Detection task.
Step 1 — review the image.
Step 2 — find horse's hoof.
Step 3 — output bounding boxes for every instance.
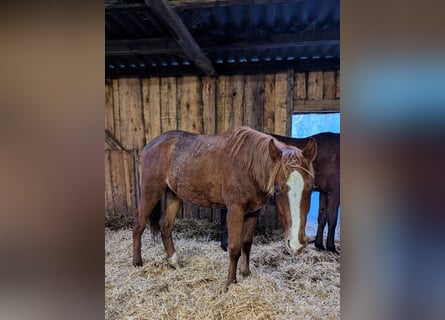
[240,270,251,278]
[220,243,227,252]
[315,243,325,251]
[133,259,143,267]
[167,252,180,268]
[327,247,339,255]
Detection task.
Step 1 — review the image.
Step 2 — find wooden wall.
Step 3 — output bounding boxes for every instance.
[105,70,340,228]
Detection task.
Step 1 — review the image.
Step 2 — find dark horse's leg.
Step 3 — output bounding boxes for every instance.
[225,205,245,288]
[315,191,328,251]
[132,187,164,266]
[239,210,260,277]
[220,208,228,251]
[160,189,182,268]
[325,190,340,254]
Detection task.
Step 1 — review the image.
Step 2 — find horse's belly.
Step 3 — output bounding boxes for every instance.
[175,188,225,209]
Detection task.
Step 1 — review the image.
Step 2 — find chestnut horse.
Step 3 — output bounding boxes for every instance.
[221,132,340,253]
[132,126,317,287]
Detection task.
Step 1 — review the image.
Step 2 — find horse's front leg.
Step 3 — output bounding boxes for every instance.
[240,209,260,277]
[225,205,245,288]
[160,190,182,268]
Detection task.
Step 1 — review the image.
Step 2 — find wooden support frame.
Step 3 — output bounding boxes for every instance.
[145,0,216,76]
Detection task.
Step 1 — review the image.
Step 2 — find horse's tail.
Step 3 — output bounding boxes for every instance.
[149,200,162,239]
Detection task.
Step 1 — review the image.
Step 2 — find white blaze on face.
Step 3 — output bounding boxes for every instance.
[286,170,305,253]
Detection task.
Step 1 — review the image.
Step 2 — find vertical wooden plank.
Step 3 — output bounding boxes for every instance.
[109,151,128,217]
[179,76,203,133]
[105,79,115,135]
[118,79,130,150]
[160,77,178,132]
[335,70,341,99]
[105,151,114,217]
[202,76,216,135]
[274,72,289,136]
[286,69,294,136]
[307,71,324,101]
[200,76,216,219]
[323,71,336,99]
[294,72,307,100]
[216,75,227,134]
[263,74,275,133]
[178,76,203,219]
[122,151,136,218]
[222,75,233,131]
[142,77,162,144]
[232,75,245,128]
[118,78,145,150]
[244,74,265,131]
[112,79,121,144]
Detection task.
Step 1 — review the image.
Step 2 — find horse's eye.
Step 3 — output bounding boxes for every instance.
[274,186,281,195]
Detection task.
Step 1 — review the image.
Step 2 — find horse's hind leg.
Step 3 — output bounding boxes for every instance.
[132,188,163,267]
[326,191,340,254]
[160,189,182,268]
[240,209,260,277]
[315,192,328,251]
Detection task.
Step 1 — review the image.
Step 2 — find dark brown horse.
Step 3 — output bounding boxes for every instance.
[272,132,340,253]
[221,132,340,253]
[132,126,317,287]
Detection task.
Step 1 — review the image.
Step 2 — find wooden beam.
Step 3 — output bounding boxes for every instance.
[170,0,301,9]
[105,129,126,151]
[106,38,184,56]
[105,58,340,78]
[145,0,216,76]
[293,99,340,112]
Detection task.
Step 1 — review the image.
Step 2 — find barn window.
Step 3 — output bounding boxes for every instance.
[291,112,340,239]
[291,112,340,137]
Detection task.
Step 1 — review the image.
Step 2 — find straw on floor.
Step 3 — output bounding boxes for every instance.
[105,219,340,320]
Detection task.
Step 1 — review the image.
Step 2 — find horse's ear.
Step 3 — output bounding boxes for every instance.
[302,137,317,162]
[269,139,282,162]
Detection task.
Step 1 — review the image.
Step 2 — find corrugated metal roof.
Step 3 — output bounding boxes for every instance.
[105,0,339,77]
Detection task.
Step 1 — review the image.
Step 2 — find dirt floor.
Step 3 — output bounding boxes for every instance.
[105,219,340,320]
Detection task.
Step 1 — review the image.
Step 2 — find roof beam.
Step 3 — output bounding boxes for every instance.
[170,0,299,9]
[106,38,184,56]
[145,0,215,76]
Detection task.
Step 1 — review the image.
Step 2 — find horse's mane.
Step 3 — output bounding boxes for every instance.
[226,127,302,195]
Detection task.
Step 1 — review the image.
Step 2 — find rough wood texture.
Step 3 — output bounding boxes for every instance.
[294,100,340,112]
[216,76,231,134]
[323,71,336,99]
[202,76,216,135]
[142,77,162,143]
[294,72,307,100]
[118,78,145,150]
[264,74,275,134]
[112,80,121,144]
[160,77,178,132]
[232,75,245,128]
[307,71,324,101]
[244,74,265,131]
[335,70,341,99]
[274,72,289,135]
[105,79,115,136]
[179,76,203,133]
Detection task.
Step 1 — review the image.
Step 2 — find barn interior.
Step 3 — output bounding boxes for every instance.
[105,1,340,318]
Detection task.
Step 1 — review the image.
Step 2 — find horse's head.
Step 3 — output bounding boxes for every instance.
[269,137,317,255]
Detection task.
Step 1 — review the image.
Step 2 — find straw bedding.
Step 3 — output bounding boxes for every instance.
[105,219,340,320]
